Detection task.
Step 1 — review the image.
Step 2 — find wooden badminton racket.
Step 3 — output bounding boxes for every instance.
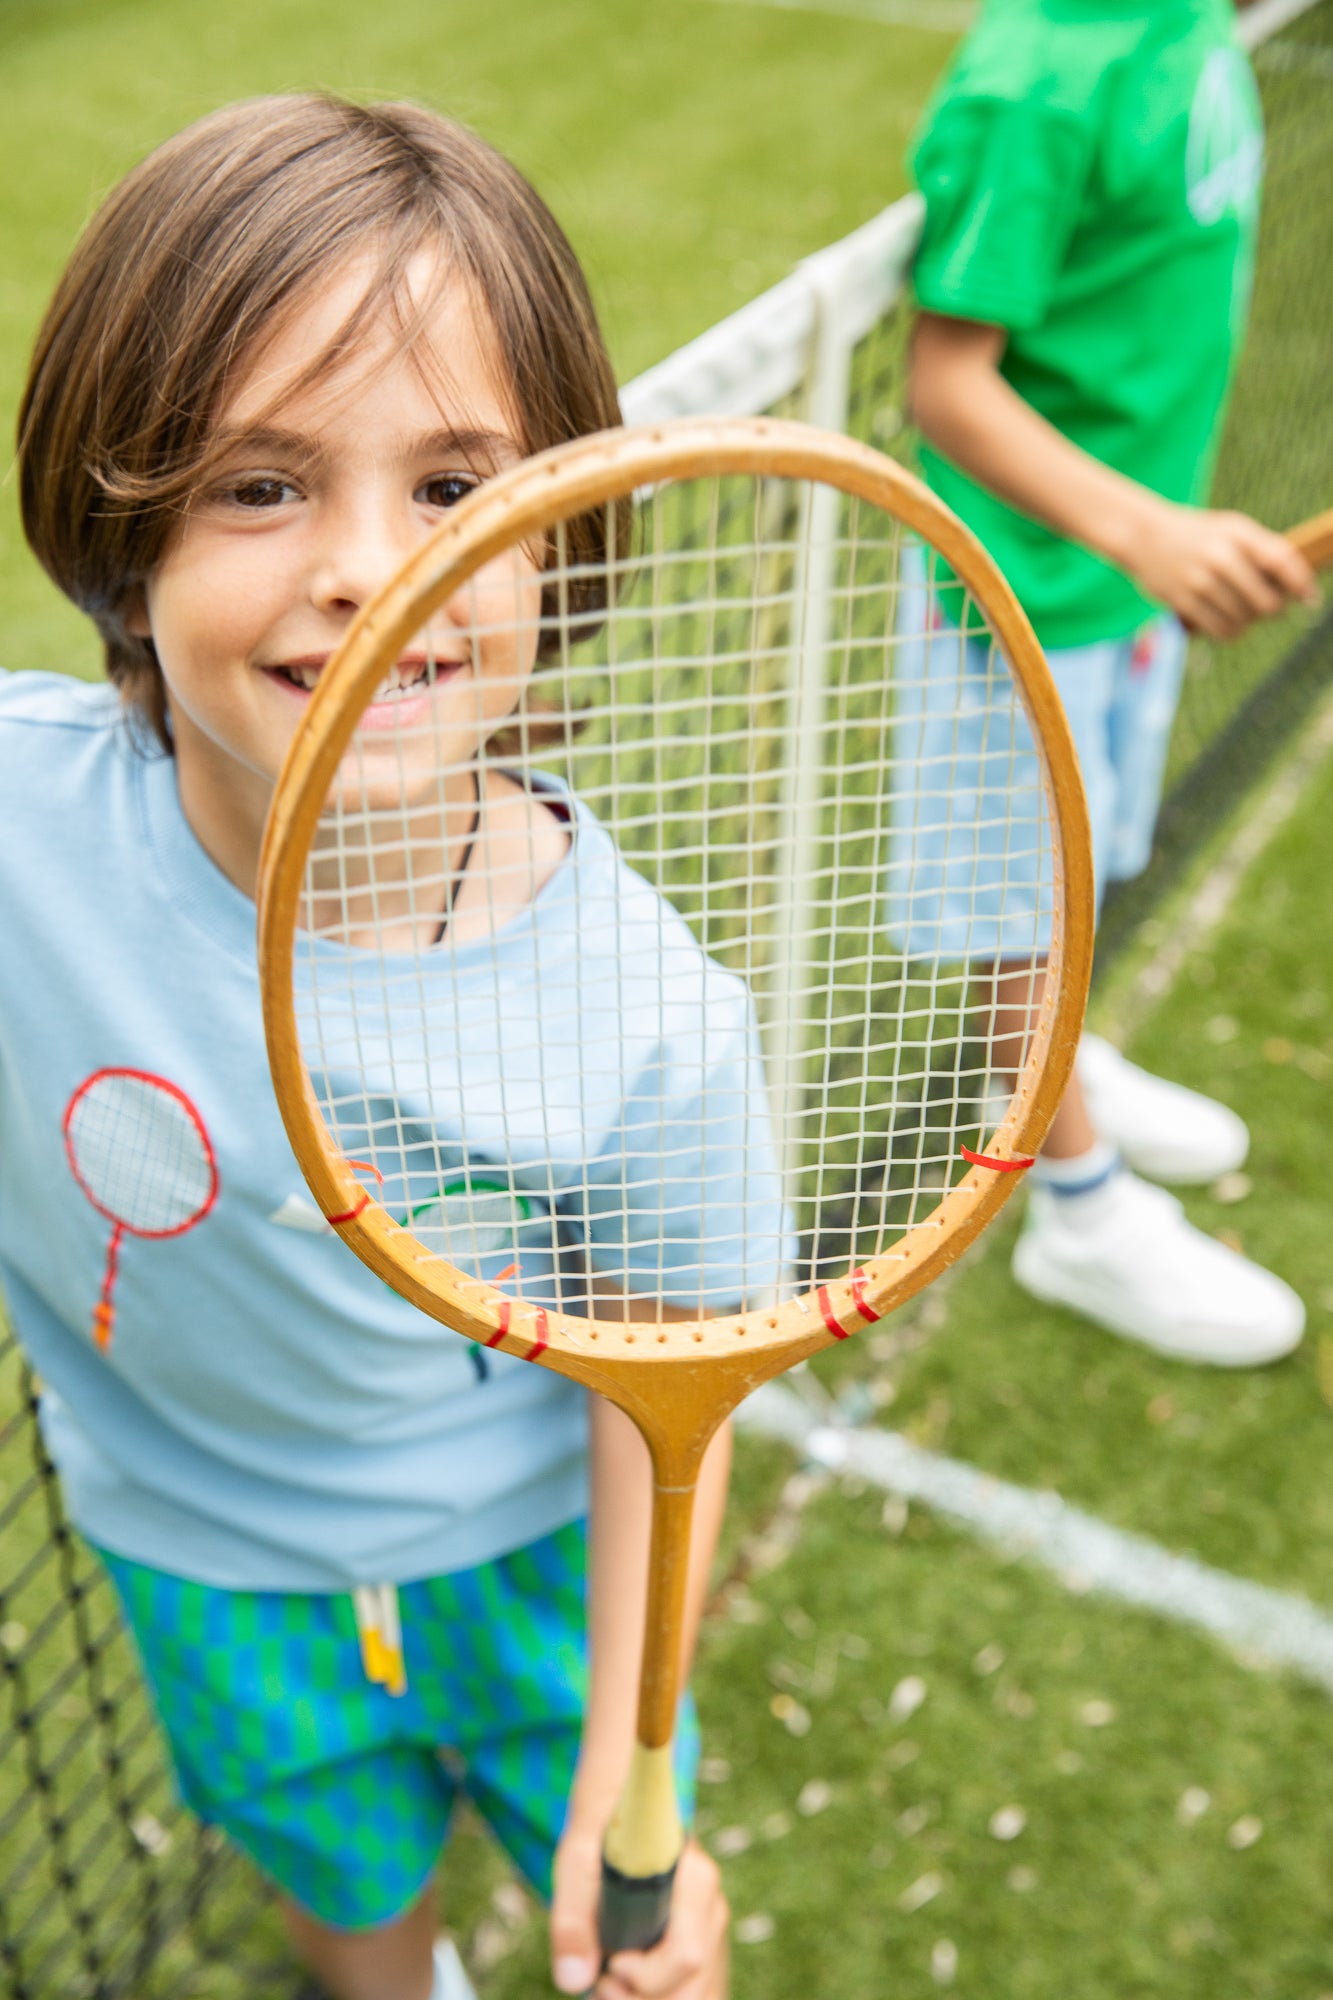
[257,416,1095,1968]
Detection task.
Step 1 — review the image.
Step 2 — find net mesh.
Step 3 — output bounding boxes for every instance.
[299,471,1057,1327]
[1,6,1327,1989]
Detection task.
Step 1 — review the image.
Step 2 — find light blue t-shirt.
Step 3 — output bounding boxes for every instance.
[0,673,786,1591]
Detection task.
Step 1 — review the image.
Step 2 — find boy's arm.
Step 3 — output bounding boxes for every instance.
[910,311,1318,639]
[551,1289,732,1998]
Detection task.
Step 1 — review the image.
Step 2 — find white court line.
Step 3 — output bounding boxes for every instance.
[711,0,975,32]
[740,1380,1333,1693]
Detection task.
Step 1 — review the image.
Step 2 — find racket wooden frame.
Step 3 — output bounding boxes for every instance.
[1290,507,1333,572]
[257,415,1095,1898]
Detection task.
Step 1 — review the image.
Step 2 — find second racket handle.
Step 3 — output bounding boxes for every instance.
[598,1854,678,1958]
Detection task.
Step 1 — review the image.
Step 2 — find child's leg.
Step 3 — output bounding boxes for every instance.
[279,1884,437,2000]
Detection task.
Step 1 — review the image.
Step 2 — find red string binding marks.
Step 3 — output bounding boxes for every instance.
[961,1145,1036,1173]
[815,1268,887,1341]
[327,1159,385,1226]
[491,1298,549,1361]
[62,1068,219,1352]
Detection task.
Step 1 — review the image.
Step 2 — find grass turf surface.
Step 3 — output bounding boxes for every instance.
[2,0,1332,1993]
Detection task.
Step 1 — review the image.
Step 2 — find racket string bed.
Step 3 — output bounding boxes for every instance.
[296,478,1063,1299]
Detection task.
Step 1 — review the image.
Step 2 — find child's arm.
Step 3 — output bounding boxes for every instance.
[910,311,1319,640]
[551,1294,732,1999]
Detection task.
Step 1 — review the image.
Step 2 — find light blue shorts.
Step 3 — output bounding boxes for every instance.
[884,561,1186,960]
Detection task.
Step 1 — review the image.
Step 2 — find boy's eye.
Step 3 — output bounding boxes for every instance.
[224,474,298,510]
[419,474,479,510]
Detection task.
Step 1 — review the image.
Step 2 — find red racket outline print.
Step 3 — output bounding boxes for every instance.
[62,1067,219,1352]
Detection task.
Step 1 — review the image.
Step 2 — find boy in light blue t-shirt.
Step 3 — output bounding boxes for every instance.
[7,95,761,2000]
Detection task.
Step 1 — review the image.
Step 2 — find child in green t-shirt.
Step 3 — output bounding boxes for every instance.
[905,0,1318,1366]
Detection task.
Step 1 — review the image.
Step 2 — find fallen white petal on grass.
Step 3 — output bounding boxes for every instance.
[889,1674,928,1721]
[714,1826,753,1857]
[988,1805,1027,1842]
[1177,1787,1211,1826]
[735,1913,775,1945]
[898,1872,945,1914]
[0,1622,27,1653]
[897,1803,933,1837]
[770,1693,812,1737]
[972,1642,1005,1676]
[1079,1699,1116,1728]
[698,1757,732,1784]
[1007,1865,1038,1893]
[491,1882,528,1926]
[470,1920,514,1973]
[931,1938,959,1984]
[1228,1816,1263,1850]
[1211,1170,1252,1205]
[796,1779,833,1816]
[131,1813,172,1857]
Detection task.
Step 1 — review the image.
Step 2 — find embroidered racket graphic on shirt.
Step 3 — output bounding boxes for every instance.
[62,1067,219,1351]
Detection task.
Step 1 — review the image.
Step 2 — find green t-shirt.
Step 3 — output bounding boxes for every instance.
[911,0,1263,647]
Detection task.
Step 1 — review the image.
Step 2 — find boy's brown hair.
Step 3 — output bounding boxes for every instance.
[17,94,622,752]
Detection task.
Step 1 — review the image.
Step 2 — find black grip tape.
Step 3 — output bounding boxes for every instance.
[598,1853,678,1959]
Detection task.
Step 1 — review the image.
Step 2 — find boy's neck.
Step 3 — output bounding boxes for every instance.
[167,702,271,900]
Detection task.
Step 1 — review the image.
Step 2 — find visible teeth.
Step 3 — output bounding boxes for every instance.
[275,664,322,690]
[370,662,430,702]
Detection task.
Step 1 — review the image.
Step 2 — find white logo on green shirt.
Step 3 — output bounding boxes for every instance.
[1186,48,1263,227]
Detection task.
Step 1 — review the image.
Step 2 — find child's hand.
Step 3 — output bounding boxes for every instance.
[551,1828,729,1998]
[1123,499,1319,640]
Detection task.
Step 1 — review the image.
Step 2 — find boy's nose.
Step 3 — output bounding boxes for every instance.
[309,506,414,614]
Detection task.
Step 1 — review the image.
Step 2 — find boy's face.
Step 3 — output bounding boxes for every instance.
[131,255,542,865]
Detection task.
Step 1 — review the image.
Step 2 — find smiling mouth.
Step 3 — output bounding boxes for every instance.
[267,655,461,702]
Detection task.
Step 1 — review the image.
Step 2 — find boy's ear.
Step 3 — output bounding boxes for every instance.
[121,585,151,639]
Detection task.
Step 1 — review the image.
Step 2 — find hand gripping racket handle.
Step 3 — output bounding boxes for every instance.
[598,1855,678,1958]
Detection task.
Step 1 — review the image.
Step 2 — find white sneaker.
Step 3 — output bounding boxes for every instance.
[1077,1033,1248,1185]
[1012,1171,1304,1366]
[433,1937,479,2000]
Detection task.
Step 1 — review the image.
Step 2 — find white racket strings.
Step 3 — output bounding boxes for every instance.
[294,473,1056,1320]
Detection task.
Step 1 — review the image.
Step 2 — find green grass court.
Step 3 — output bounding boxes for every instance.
[1,1,1331,1994]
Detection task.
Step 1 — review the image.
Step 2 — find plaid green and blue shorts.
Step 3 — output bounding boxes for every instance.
[97,1523,699,1930]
